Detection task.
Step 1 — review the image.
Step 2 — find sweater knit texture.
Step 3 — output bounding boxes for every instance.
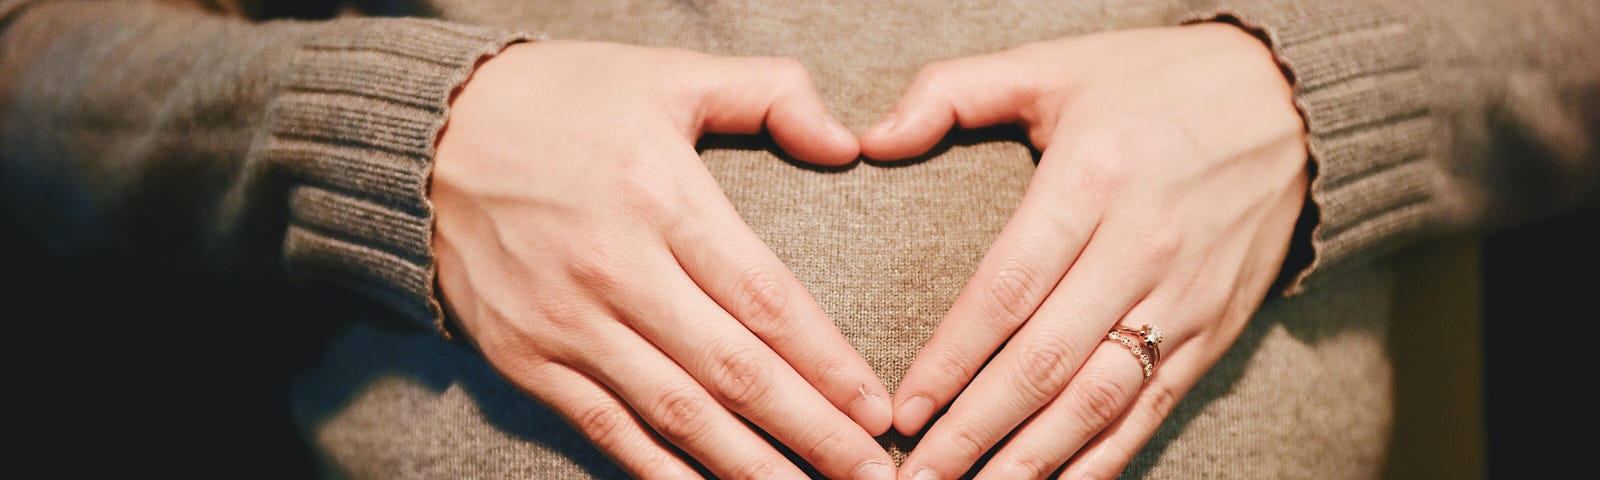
[2,0,1596,478]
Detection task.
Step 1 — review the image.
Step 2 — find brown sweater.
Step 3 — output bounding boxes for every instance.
[2,0,1596,478]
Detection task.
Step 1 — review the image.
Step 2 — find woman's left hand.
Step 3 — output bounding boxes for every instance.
[859,23,1311,479]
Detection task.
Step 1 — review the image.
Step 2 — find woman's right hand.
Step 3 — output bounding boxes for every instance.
[431,41,895,480]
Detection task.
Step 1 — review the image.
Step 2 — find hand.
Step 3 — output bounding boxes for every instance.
[860,24,1310,479]
[432,41,896,480]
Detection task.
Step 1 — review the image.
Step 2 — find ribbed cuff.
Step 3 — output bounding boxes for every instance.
[1185,1,1442,296]
[265,18,530,336]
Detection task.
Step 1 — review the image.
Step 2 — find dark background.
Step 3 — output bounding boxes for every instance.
[5,220,333,477]
[5,199,1595,478]
[1479,199,1597,479]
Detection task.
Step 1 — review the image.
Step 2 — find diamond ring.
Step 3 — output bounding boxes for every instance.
[1105,324,1163,382]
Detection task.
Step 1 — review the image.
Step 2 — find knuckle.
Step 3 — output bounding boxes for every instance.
[732,266,792,334]
[1083,156,1133,195]
[532,300,604,342]
[732,458,783,480]
[946,421,992,461]
[709,346,775,410]
[1073,134,1142,194]
[636,449,677,476]
[1004,445,1055,480]
[575,403,632,451]
[812,358,847,386]
[651,386,712,442]
[1014,338,1077,403]
[1138,225,1181,264]
[802,428,846,469]
[565,254,619,292]
[611,160,684,224]
[1065,370,1132,430]
[803,357,851,398]
[932,346,976,384]
[983,259,1048,329]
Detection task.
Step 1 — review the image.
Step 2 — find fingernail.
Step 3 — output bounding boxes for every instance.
[855,461,894,480]
[912,468,940,480]
[896,395,935,432]
[847,386,892,429]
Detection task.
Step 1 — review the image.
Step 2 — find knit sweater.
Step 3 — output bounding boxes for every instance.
[2,0,1596,478]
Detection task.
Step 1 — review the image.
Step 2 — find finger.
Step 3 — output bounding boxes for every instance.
[891,150,1103,436]
[972,343,1144,480]
[666,185,893,435]
[1059,347,1201,480]
[574,322,814,480]
[896,229,1153,479]
[1045,197,1277,479]
[859,54,1040,161]
[690,56,859,166]
[1056,281,1222,479]
[605,253,896,480]
[527,364,703,479]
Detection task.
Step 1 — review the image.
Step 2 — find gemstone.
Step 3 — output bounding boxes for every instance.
[1144,325,1164,346]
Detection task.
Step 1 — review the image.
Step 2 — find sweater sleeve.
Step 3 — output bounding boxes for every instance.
[1182,0,1600,295]
[0,1,531,334]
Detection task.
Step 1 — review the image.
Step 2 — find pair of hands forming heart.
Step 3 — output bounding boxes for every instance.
[431,21,1309,480]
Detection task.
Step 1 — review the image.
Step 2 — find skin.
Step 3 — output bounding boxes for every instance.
[430,41,896,480]
[431,22,1306,480]
[859,23,1311,479]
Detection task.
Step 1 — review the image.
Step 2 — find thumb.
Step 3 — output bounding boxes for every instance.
[690,57,859,166]
[859,56,1043,161]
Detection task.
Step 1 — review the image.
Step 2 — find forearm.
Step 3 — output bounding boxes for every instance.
[0,1,528,330]
[1190,0,1600,294]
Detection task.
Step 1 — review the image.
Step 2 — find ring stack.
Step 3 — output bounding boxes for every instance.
[1106,324,1163,382]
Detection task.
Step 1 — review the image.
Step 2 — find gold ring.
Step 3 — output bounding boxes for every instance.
[1105,324,1163,381]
